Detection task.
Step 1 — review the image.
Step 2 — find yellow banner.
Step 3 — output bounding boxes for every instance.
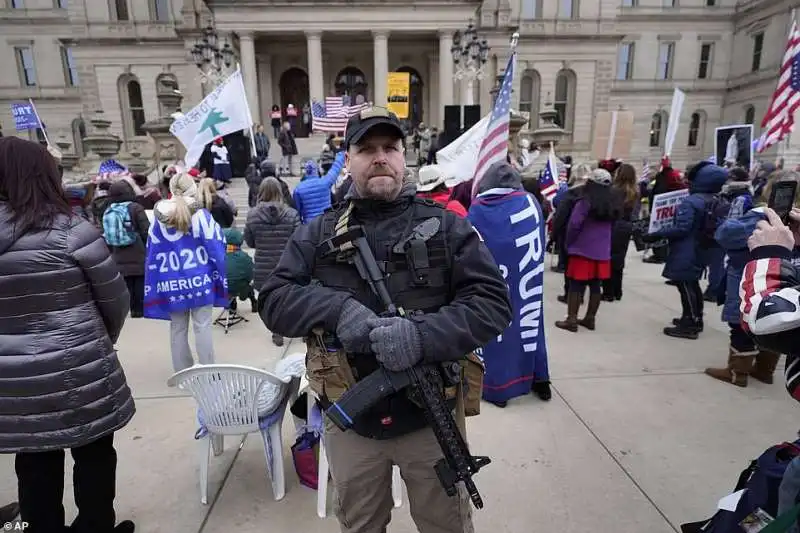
[386,72,410,119]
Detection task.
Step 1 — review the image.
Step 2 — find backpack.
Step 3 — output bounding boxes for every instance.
[698,194,731,248]
[681,439,800,533]
[102,202,137,247]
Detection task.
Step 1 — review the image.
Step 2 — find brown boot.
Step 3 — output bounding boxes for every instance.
[751,350,781,384]
[704,347,757,387]
[579,293,603,331]
[555,291,581,332]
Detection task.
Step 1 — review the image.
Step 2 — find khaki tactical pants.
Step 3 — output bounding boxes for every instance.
[324,422,474,533]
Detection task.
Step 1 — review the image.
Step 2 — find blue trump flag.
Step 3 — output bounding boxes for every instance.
[468,190,549,403]
[144,209,229,320]
[11,101,41,131]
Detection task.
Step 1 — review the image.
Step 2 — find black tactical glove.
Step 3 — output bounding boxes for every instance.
[335,299,378,353]
[367,316,424,372]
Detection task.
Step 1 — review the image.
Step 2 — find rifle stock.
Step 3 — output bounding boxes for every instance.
[323,225,491,510]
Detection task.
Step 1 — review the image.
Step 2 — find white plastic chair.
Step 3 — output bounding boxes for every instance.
[167,364,298,505]
[295,378,403,517]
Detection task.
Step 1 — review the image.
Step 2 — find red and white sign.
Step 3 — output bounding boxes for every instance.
[648,189,689,234]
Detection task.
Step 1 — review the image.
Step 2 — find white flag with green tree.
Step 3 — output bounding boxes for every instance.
[170,67,253,169]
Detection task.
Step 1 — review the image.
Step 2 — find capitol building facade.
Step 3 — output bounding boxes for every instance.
[0,0,796,167]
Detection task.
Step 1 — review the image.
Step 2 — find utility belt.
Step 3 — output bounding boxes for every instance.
[304,328,485,438]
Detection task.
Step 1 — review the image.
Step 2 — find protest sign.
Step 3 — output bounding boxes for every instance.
[648,189,689,233]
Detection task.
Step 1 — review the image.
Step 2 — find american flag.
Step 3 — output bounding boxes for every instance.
[94,159,130,182]
[470,53,516,197]
[311,96,371,133]
[538,144,559,202]
[757,20,800,153]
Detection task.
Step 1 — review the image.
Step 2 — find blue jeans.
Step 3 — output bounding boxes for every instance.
[778,455,800,533]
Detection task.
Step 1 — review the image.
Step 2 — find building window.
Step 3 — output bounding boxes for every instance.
[9,0,24,7]
[55,0,67,7]
[151,0,169,21]
[15,47,37,87]
[71,118,87,156]
[617,42,635,80]
[559,0,576,18]
[698,43,713,79]
[521,0,543,19]
[554,69,576,132]
[110,0,129,21]
[752,32,763,72]
[650,112,666,147]
[744,105,755,124]
[621,0,637,6]
[61,46,79,87]
[688,112,703,147]
[663,0,676,6]
[519,70,541,129]
[657,42,674,80]
[120,76,146,138]
[706,0,716,5]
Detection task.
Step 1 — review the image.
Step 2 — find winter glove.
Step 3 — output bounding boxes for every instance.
[335,299,377,353]
[366,317,424,372]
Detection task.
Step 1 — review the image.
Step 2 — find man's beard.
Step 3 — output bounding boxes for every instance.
[358,169,402,201]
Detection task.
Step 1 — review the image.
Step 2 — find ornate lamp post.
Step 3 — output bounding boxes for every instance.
[188,22,235,88]
[450,21,490,107]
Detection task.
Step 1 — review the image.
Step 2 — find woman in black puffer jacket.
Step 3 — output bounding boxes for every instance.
[244,177,301,346]
[603,163,640,301]
[0,137,135,533]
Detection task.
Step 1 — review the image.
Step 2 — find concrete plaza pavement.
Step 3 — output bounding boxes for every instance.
[2,249,798,532]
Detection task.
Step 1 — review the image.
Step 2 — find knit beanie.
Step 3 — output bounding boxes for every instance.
[170,172,198,198]
[588,168,612,186]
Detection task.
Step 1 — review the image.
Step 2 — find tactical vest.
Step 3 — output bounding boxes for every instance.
[306,197,455,439]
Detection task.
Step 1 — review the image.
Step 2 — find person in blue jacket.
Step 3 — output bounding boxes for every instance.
[705,169,800,387]
[644,161,728,339]
[292,151,345,223]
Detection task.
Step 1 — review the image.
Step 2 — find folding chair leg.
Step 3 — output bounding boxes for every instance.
[211,433,224,457]
[199,435,211,505]
[261,424,286,501]
[392,465,403,508]
[317,435,329,518]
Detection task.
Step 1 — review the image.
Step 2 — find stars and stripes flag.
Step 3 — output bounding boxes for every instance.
[757,20,800,153]
[311,96,371,132]
[94,159,130,182]
[538,144,560,202]
[470,53,516,197]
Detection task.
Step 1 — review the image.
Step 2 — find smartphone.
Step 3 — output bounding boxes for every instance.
[768,180,798,223]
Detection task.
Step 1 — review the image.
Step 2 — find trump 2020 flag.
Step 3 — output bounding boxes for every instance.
[11,101,42,131]
[467,190,549,403]
[170,67,253,169]
[144,209,228,320]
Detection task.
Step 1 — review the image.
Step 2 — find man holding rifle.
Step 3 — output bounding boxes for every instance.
[258,107,511,533]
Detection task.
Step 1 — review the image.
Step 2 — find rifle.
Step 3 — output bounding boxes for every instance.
[320,224,491,510]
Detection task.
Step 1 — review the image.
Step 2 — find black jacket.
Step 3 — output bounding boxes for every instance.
[259,183,511,366]
[244,202,301,289]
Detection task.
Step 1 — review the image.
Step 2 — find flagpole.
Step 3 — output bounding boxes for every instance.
[28,98,50,147]
[781,8,797,169]
[236,62,259,160]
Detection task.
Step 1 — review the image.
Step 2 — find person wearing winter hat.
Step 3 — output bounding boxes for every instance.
[144,172,228,371]
[415,165,467,216]
[643,161,728,339]
[555,168,623,332]
[292,150,345,223]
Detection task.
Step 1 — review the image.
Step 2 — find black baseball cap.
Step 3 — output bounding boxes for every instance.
[344,107,405,148]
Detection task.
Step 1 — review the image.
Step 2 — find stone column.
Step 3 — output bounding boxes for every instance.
[438,31,454,125]
[373,31,389,107]
[239,32,260,122]
[306,31,324,104]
